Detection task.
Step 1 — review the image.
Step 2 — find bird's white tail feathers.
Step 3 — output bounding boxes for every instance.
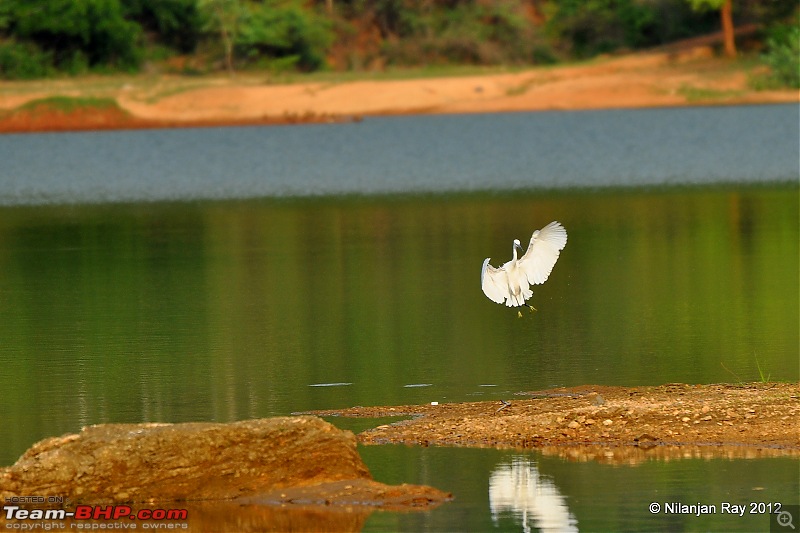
[505,287,532,307]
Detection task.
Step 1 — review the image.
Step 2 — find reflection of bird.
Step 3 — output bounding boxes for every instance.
[481,221,568,309]
[489,456,578,533]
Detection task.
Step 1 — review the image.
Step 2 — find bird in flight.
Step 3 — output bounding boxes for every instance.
[481,221,567,314]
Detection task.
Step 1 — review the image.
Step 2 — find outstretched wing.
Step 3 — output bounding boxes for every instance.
[519,221,568,285]
[481,258,507,304]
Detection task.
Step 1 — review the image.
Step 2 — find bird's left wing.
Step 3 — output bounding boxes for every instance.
[519,221,568,285]
[481,258,507,304]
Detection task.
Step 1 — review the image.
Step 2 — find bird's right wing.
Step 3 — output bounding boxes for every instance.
[519,221,568,285]
[481,258,507,304]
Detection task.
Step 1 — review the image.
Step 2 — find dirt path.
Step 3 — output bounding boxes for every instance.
[310,383,800,454]
[1,49,796,133]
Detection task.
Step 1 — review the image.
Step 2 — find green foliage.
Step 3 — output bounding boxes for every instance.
[8,0,142,70]
[677,84,744,101]
[377,2,555,66]
[197,0,242,72]
[0,2,10,32]
[235,0,333,71]
[17,96,122,112]
[0,40,53,79]
[544,0,725,58]
[125,0,205,53]
[0,0,207,78]
[761,22,800,88]
[0,0,795,77]
[686,0,726,11]
[646,0,717,43]
[544,0,658,58]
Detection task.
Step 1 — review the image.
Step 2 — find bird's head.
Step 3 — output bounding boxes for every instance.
[513,239,522,252]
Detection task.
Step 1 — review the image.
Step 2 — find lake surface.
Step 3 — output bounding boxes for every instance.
[0,105,798,531]
[1,104,798,204]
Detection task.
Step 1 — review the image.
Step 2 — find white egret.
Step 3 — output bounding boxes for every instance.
[481,221,567,309]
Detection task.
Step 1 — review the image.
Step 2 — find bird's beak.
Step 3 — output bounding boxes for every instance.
[514,242,522,252]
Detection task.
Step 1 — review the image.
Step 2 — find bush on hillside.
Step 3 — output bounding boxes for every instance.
[235,0,333,71]
[0,40,53,79]
[761,22,800,88]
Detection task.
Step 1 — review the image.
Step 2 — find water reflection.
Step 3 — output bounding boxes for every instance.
[0,185,797,466]
[537,444,800,464]
[489,456,578,532]
[357,444,799,532]
[54,502,372,533]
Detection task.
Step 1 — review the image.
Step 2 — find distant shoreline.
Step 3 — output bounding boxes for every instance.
[1,50,797,134]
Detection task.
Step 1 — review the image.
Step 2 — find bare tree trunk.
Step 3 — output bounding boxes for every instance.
[221,24,234,75]
[720,0,736,58]
[212,2,234,76]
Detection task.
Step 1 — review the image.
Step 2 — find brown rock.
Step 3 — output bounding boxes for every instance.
[0,416,450,510]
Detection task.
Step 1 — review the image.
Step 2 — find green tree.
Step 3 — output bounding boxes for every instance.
[0,41,54,79]
[236,0,333,71]
[124,0,205,54]
[0,2,10,32]
[7,0,141,71]
[762,22,800,88]
[545,0,657,58]
[199,0,242,74]
[687,0,736,57]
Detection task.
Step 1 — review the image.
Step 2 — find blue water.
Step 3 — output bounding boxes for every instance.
[0,104,797,205]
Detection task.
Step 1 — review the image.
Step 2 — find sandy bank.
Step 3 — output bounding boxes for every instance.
[1,49,797,133]
[310,382,800,454]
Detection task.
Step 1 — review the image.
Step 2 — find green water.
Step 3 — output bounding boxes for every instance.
[359,446,800,532]
[0,184,797,531]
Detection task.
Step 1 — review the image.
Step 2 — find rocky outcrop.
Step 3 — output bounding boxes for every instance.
[0,416,450,509]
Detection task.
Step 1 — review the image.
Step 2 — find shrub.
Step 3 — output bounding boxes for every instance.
[0,40,53,79]
[544,0,658,58]
[125,0,205,54]
[9,0,142,70]
[235,0,333,71]
[380,2,555,67]
[761,23,800,89]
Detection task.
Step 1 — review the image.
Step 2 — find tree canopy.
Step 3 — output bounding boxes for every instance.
[0,0,796,80]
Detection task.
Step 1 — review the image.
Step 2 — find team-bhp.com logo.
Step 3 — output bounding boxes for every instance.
[3,499,189,530]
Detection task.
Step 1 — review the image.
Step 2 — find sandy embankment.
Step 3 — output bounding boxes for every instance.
[310,382,800,456]
[0,48,797,133]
